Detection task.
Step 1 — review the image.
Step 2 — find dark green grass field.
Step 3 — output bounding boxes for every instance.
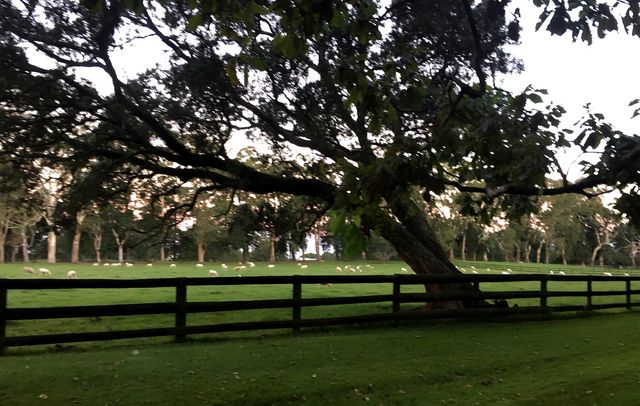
[1,260,640,405]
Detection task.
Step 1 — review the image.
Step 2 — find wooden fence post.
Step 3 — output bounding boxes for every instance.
[0,287,6,356]
[175,278,187,341]
[292,276,302,332]
[540,277,548,307]
[392,275,401,315]
[586,279,592,310]
[626,279,631,310]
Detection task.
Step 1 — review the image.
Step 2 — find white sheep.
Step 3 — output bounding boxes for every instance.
[125,263,133,267]
[38,268,52,276]
[400,267,408,272]
[112,263,122,267]
[549,270,554,275]
[196,263,204,268]
[23,266,35,273]
[103,263,111,267]
[603,272,613,277]
[559,271,566,276]
[208,270,218,277]
[169,263,177,268]
[67,270,77,279]
[300,264,308,269]
[146,263,153,267]
[248,262,256,267]
[624,273,630,277]
[336,266,342,272]
[267,264,275,268]
[92,263,99,266]
[501,271,510,275]
[221,263,228,269]
[472,270,478,274]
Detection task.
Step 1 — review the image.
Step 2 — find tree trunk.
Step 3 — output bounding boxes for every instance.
[47,230,56,264]
[524,244,532,263]
[71,229,82,264]
[117,244,124,263]
[373,197,482,309]
[0,242,4,264]
[11,246,17,263]
[535,244,542,264]
[93,233,102,263]
[197,243,206,263]
[515,243,521,262]
[599,254,605,267]
[460,232,467,261]
[241,246,248,263]
[561,246,567,265]
[591,245,602,267]
[269,234,276,263]
[21,232,29,263]
[545,241,551,264]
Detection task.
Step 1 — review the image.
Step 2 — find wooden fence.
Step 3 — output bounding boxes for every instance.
[1,273,640,354]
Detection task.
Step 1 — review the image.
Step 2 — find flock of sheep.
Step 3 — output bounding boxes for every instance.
[21,262,630,279]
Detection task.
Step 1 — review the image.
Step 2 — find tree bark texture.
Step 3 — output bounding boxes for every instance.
[47,231,56,264]
[372,197,482,309]
[197,243,206,263]
[71,229,81,264]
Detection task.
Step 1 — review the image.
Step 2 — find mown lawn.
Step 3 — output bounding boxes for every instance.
[1,312,640,405]
[1,260,640,404]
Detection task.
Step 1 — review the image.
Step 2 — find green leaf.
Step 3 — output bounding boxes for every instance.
[187,14,204,31]
[225,61,239,85]
[239,54,268,71]
[528,93,543,103]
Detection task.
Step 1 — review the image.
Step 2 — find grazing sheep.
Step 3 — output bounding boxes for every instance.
[112,263,122,267]
[67,270,77,279]
[501,271,510,275]
[221,264,228,269]
[169,263,177,268]
[38,268,52,276]
[300,264,308,269]
[624,273,630,277]
[603,272,613,277]
[336,266,342,272]
[549,270,554,275]
[23,266,35,273]
[400,267,408,272]
[146,263,153,267]
[103,263,111,267]
[208,270,218,277]
[233,265,244,271]
[559,271,566,276]
[196,263,204,268]
[125,263,133,267]
[92,263,99,266]
[267,264,275,268]
[248,262,256,267]
[472,270,478,274]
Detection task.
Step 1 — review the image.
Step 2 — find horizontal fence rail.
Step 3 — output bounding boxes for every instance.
[1,274,639,354]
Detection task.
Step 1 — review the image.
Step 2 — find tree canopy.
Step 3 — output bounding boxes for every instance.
[1,0,639,290]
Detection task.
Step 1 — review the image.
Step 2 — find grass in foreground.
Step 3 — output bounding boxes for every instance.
[1,312,640,405]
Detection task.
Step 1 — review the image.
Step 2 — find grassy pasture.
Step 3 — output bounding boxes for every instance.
[2,261,640,404]
[2,260,640,344]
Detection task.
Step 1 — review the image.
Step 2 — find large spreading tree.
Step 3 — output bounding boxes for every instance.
[1,0,639,306]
